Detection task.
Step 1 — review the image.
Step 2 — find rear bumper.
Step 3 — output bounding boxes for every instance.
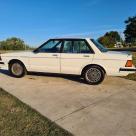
[119,68,136,72]
[117,67,136,76]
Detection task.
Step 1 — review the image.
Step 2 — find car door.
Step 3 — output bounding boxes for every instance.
[60,39,94,75]
[29,39,62,73]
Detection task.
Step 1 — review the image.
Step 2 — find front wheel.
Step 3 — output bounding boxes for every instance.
[9,61,27,78]
[83,66,105,85]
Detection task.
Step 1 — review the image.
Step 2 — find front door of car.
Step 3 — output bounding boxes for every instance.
[60,39,94,75]
[29,40,62,73]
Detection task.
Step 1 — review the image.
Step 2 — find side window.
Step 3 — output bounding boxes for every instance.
[63,41,73,53]
[62,40,92,54]
[73,41,91,53]
[38,40,62,53]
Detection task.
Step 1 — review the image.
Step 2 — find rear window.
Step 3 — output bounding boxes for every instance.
[91,39,108,52]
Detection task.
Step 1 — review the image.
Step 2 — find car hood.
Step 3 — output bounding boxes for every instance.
[1,51,33,57]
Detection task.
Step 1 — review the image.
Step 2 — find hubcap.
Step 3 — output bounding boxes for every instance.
[86,68,101,83]
[11,63,23,76]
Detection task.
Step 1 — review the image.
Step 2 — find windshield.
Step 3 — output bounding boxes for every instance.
[91,39,108,52]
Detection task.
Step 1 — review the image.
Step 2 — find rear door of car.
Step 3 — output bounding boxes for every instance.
[60,39,94,75]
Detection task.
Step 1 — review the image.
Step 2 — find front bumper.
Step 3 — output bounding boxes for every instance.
[0,61,8,70]
[0,62,4,65]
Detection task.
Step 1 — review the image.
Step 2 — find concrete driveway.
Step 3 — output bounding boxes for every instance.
[0,70,136,136]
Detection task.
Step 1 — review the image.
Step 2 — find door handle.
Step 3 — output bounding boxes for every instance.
[83,55,90,57]
[52,54,58,57]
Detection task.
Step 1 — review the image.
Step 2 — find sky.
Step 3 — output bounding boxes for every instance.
[0,0,136,47]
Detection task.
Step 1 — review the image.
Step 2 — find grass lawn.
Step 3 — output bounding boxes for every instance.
[125,52,136,81]
[0,88,72,136]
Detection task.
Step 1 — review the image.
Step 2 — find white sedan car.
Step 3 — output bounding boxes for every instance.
[0,38,136,85]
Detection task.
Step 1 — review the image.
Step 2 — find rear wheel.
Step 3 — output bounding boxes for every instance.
[83,66,105,85]
[9,61,27,78]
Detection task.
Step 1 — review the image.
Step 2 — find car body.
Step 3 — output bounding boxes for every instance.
[0,38,136,84]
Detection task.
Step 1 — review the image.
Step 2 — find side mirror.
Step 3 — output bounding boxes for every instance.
[33,49,39,53]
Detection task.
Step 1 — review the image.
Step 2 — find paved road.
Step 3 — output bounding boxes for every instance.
[0,70,136,136]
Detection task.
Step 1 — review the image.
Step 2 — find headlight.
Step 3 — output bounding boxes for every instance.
[0,55,2,61]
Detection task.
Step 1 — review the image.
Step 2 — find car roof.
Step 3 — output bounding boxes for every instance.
[50,38,90,40]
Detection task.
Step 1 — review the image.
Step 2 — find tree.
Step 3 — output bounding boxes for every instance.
[0,37,30,50]
[98,31,122,48]
[124,15,136,44]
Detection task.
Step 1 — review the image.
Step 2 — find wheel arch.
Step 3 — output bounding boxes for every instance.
[8,59,27,71]
[81,64,106,76]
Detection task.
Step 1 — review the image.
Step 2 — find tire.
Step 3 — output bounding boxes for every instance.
[83,66,105,85]
[9,61,27,78]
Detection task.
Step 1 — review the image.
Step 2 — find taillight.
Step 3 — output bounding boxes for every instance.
[125,60,133,67]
